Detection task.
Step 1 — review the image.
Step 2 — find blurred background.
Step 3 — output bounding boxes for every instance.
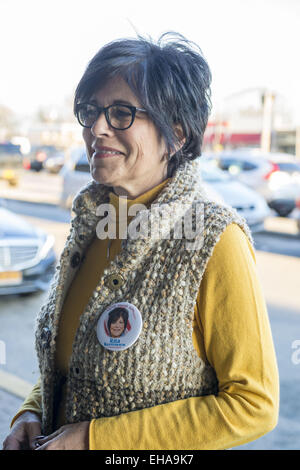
[0,0,299,450]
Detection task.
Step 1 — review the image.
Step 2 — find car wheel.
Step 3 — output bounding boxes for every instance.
[275,208,294,217]
[268,199,296,218]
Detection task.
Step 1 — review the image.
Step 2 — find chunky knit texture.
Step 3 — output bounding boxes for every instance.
[35,159,253,435]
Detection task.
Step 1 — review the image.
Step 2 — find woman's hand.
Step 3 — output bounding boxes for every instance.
[2,411,42,450]
[35,421,90,450]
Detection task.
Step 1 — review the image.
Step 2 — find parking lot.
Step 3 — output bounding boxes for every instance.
[0,170,300,449]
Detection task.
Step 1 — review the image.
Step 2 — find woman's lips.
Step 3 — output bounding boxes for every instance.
[92,148,123,159]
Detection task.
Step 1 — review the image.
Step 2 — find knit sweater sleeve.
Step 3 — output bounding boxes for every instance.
[89,223,279,450]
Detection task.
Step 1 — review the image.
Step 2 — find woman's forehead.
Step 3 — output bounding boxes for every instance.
[113,315,124,322]
[91,76,140,106]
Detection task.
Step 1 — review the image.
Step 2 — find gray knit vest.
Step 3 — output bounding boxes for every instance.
[35,159,253,435]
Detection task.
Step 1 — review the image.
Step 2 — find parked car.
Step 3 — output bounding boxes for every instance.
[203,150,300,217]
[24,145,63,172]
[198,159,270,233]
[44,153,65,174]
[0,199,56,295]
[294,197,300,235]
[60,148,91,209]
[0,142,23,186]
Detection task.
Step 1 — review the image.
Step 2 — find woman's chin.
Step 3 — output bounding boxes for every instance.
[91,169,115,187]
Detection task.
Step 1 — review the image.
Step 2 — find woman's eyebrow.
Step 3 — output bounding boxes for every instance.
[111,99,135,106]
[89,98,136,106]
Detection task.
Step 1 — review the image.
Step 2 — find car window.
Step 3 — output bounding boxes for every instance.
[219,158,257,172]
[74,153,90,173]
[0,143,22,155]
[218,159,242,171]
[276,162,300,173]
[200,166,230,182]
[242,161,257,171]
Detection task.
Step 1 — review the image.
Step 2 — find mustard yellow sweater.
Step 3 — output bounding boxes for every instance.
[12,179,279,449]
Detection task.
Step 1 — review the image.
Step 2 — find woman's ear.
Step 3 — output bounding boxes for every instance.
[162,124,186,161]
[171,124,186,156]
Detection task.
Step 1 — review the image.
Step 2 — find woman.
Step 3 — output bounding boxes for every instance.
[3,33,279,450]
[107,308,128,338]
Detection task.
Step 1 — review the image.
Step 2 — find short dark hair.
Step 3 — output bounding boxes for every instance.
[74,32,212,177]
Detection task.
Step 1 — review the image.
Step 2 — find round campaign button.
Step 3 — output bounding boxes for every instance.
[96,302,143,351]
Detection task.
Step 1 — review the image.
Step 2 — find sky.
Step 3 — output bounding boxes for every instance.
[1,0,300,124]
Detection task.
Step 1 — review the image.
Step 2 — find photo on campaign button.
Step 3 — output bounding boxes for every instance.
[96,302,143,351]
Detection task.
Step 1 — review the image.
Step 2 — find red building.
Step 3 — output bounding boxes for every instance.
[204,121,261,150]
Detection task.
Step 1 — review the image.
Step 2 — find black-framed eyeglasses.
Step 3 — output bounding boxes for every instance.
[75,103,147,130]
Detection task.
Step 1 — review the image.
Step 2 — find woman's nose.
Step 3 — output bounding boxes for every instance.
[91,111,112,137]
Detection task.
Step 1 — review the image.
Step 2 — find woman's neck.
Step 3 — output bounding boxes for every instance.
[112,171,169,200]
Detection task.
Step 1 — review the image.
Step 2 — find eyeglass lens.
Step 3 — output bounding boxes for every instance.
[77,104,133,129]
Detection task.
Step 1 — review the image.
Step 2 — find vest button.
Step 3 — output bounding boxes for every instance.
[41,327,51,345]
[71,252,81,268]
[104,273,125,290]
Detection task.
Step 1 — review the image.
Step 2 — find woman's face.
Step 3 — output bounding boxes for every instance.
[82,76,168,199]
[109,315,125,338]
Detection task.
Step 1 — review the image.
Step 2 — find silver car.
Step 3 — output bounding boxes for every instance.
[204,150,300,217]
[0,200,56,295]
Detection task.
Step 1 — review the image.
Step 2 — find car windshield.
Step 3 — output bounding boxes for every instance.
[198,163,230,182]
[0,143,22,155]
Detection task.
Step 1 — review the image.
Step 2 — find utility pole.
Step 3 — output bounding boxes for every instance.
[260,91,275,153]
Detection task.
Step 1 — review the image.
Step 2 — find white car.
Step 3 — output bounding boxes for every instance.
[59,148,91,209]
[198,159,270,233]
[203,150,300,217]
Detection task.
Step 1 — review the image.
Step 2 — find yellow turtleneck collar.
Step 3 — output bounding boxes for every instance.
[109,179,170,220]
